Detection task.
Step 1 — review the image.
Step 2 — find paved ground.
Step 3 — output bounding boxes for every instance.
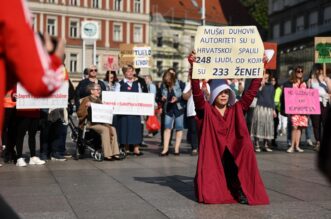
[0,132,330,219]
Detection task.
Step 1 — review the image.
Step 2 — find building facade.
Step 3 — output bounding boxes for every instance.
[28,0,150,81]
[150,0,227,81]
[268,0,331,82]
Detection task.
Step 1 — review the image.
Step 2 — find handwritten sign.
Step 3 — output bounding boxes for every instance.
[119,44,152,68]
[263,42,277,70]
[284,88,321,115]
[102,91,154,116]
[91,103,113,124]
[16,81,69,109]
[314,37,331,63]
[192,26,264,79]
[103,55,119,71]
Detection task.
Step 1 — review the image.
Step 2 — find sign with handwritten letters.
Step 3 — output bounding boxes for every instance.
[91,103,113,124]
[314,37,331,63]
[284,88,321,115]
[119,44,152,68]
[16,81,69,109]
[102,91,155,116]
[192,26,264,79]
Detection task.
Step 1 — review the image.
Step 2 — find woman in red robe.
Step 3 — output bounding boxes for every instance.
[189,54,269,205]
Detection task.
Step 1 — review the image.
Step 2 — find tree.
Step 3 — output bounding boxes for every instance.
[240,0,268,30]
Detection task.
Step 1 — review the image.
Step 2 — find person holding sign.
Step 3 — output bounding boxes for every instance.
[285,66,307,153]
[116,65,144,156]
[188,53,269,205]
[77,84,121,161]
[307,64,331,151]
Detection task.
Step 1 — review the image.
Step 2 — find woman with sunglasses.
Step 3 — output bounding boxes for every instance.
[285,66,307,153]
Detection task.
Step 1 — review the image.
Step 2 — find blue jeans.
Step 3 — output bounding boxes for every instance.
[164,114,184,131]
[49,120,68,156]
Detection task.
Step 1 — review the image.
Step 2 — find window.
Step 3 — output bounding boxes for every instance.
[47,18,57,36]
[173,62,179,72]
[156,61,163,76]
[134,0,141,13]
[114,0,122,11]
[69,0,78,6]
[309,11,318,28]
[95,55,99,66]
[273,24,280,38]
[296,16,304,31]
[284,20,291,35]
[157,32,163,47]
[133,25,143,43]
[69,54,78,73]
[113,24,122,41]
[31,15,37,32]
[173,34,179,49]
[92,0,100,8]
[46,0,56,3]
[324,6,331,24]
[190,35,195,50]
[69,20,78,38]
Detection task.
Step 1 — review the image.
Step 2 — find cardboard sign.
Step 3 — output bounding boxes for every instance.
[119,44,152,68]
[193,26,264,79]
[91,103,113,124]
[103,55,119,71]
[263,42,277,70]
[16,81,69,109]
[284,88,321,115]
[315,37,331,63]
[102,91,154,116]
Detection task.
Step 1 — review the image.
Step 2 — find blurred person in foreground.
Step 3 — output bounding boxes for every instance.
[0,0,65,133]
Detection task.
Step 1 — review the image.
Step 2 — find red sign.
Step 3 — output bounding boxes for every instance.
[263,42,277,70]
[284,88,321,115]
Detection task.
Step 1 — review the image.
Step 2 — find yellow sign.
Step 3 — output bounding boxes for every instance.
[192,26,264,79]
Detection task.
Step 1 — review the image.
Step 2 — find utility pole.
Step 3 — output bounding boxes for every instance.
[201,0,205,25]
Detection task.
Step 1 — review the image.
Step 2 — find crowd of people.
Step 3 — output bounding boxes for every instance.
[1,60,331,167]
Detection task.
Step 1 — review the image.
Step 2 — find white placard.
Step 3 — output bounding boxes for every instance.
[102,91,155,116]
[133,47,152,57]
[193,26,264,79]
[16,81,69,109]
[91,103,113,124]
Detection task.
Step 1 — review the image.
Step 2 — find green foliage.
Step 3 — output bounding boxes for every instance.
[240,0,269,29]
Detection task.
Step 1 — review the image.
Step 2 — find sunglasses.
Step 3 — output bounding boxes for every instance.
[296,70,303,73]
[92,88,101,91]
[90,69,98,72]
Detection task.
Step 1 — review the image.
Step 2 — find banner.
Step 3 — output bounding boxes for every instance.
[102,55,119,71]
[192,26,264,79]
[119,44,152,68]
[284,88,321,115]
[91,103,113,124]
[263,42,277,70]
[102,91,154,116]
[16,81,69,109]
[314,37,331,63]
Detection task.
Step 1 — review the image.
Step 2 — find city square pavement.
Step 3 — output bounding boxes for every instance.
[0,132,331,219]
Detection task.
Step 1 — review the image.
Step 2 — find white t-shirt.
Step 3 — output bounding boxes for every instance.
[184,81,210,117]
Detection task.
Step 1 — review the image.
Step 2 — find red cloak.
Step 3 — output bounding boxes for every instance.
[192,78,269,205]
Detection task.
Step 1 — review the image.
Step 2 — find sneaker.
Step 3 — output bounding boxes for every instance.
[191,149,198,156]
[16,158,27,167]
[306,139,314,147]
[264,147,273,152]
[51,154,67,161]
[255,148,261,152]
[296,147,304,153]
[29,156,46,165]
[287,147,294,153]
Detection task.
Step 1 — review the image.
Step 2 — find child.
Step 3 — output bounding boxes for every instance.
[189,53,269,205]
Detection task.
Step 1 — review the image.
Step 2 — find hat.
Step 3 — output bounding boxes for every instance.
[209,79,236,106]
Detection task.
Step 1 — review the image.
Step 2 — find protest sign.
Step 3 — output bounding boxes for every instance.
[91,103,113,124]
[284,88,320,115]
[103,55,119,71]
[192,26,264,79]
[16,81,69,109]
[315,37,331,63]
[119,44,152,68]
[102,91,154,116]
[263,42,277,70]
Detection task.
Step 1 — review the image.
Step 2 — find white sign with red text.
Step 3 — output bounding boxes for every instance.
[102,91,154,116]
[16,81,69,109]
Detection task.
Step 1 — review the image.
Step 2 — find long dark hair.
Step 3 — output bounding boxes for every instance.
[104,71,118,83]
[290,66,304,84]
